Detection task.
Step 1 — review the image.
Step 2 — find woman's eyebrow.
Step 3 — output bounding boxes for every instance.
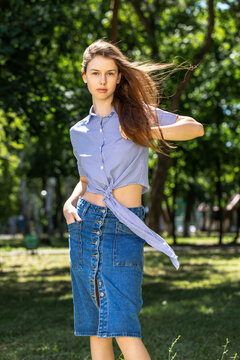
[89,69,117,71]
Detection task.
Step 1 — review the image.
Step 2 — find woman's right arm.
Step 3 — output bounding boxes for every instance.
[63,177,88,224]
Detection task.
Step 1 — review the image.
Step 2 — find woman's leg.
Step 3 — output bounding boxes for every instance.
[90,336,115,360]
[115,337,151,360]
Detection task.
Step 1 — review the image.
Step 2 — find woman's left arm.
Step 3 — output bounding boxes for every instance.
[151,115,204,141]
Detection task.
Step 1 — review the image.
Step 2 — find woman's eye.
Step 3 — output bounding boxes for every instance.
[92,72,114,75]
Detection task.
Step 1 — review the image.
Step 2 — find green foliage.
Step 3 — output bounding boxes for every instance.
[0,110,24,222]
[0,0,239,234]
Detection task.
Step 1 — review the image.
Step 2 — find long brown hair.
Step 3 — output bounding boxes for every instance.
[81,39,187,156]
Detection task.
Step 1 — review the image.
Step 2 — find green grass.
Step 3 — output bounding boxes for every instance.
[0,234,70,252]
[0,231,239,252]
[0,244,240,359]
[141,248,240,359]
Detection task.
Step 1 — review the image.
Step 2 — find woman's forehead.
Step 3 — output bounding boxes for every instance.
[88,55,118,70]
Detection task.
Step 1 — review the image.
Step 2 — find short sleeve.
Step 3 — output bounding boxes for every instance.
[73,148,87,178]
[156,107,178,126]
[70,128,87,178]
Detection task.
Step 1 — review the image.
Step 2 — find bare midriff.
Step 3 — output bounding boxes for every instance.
[81,184,143,208]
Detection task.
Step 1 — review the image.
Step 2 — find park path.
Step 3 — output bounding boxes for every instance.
[1,244,240,257]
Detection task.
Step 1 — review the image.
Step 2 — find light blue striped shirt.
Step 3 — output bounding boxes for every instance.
[70,104,179,269]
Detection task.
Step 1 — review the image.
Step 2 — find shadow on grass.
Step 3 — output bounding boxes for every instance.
[141,280,240,359]
[0,266,92,359]
[141,250,240,359]
[0,249,240,360]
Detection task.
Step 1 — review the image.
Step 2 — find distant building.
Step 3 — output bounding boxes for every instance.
[197,194,240,232]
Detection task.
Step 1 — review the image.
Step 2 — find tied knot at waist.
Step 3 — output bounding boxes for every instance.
[104,179,114,200]
[104,185,113,199]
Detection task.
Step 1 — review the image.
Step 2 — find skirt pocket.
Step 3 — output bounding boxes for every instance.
[113,219,145,271]
[68,221,83,270]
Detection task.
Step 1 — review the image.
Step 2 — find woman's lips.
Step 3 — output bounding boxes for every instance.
[97,89,107,92]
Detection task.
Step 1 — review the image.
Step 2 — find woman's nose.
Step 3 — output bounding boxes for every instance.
[99,75,106,84]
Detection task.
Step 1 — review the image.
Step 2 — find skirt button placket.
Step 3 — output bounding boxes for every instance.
[89,208,107,316]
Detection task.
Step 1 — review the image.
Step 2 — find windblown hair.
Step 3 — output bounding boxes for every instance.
[81,39,187,156]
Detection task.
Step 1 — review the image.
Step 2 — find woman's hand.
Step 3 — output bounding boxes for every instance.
[119,125,130,140]
[63,200,82,224]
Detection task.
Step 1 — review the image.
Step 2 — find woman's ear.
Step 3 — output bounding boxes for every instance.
[82,73,87,83]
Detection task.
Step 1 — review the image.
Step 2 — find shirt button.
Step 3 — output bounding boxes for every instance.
[100,292,104,297]
[99,281,102,286]
[100,165,103,170]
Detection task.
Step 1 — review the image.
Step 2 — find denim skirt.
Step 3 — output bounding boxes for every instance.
[67,196,145,338]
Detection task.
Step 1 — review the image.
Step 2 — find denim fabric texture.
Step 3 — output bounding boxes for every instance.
[69,104,180,269]
[68,197,145,338]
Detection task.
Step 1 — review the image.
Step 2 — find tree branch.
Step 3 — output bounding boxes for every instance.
[128,0,153,35]
[171,0,215,111]
[109,0,121,43]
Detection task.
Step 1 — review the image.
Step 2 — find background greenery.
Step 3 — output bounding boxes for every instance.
[1,1,240,358]
[1,0,239,243]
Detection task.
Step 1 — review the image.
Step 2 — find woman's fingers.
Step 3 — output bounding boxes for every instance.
[66,217,75,225]
[63,202,82,224]
[66,214,82,225]
[75,213,82,222]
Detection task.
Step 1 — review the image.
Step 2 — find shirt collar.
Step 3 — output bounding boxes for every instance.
[87,104,117,123]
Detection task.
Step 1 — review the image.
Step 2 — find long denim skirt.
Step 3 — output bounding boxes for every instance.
[67,196,145,338]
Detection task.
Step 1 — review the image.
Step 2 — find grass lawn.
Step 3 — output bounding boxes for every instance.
[0,231,238,252]
[0,241,240,359]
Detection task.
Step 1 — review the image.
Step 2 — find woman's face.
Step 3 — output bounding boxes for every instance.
[82,55,121,101]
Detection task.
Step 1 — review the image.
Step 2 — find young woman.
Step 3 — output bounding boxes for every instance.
[63,39,204,360]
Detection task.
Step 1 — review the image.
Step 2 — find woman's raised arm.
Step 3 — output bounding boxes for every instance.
[151,115,204,141]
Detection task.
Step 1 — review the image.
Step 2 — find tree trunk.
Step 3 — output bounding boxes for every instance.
[147,153,170,232]
[172,160,179,244]
[31,181,42,239]
[164,194,173,236]
[216,157,223,245]
[232,205,240,244]
[109,0,120,43]
[20,178,30,235]
[55,175,64,240]
[46,177,56,236]
[148,0,214,233]
[183,194,194,237]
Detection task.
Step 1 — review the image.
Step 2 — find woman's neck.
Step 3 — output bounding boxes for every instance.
[92,99,114,118]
